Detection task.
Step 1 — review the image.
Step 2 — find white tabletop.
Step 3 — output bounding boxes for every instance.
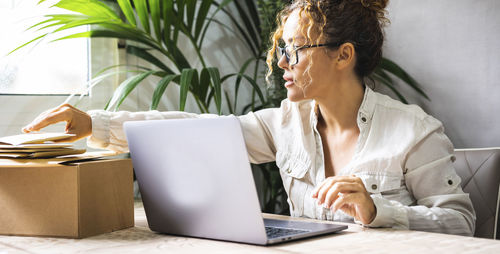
[0,201,499,254]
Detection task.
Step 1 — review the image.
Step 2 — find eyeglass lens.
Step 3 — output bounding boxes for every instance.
[276,46,298,65]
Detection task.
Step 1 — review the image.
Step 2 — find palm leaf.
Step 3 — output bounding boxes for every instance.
[106,70,156,111]
[132,0,150,34]
[243,0,261,35]
[162,0,174,43]
[8,34,47,55]
[232,0,260,53]
[373,66,393,83]
[149,0,162,41]
[185,0,197,33]
[26,18,58,31]
[27,15,89,31]
[379,58,430,100]
[54,0,119,20]
[198,68,211,103]
[165,40,192,70]
[35,20,68,31]
[221,73,265,104]
[52,28,162,53]
[204,17,253,52]
[224,90,234,115]
[194,0,214,40]
[189,69,200,98]
[179,69,197,111]
[93,64,151,77]
[53,18,121,33]
[206,67,222,115]
[174,0,185,43]
[219,8,257,55]
[232,57,261,110]
[126,45,175,74]
[197,0,233,47]
[89,69,146,96]
[29,12,158,51]
[117,0,136,26]
[150,74,178,110]
[372,73,408,104]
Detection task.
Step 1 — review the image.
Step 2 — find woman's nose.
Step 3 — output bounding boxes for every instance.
[277,53,289,70]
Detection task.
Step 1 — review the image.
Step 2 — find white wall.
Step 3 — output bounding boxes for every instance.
[380,0,500,149]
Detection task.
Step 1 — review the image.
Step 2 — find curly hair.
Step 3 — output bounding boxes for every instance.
[266,0,389,87]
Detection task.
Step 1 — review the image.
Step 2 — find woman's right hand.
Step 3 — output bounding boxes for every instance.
[22,104,92,143]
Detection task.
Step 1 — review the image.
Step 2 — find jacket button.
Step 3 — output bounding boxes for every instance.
[286,168,291,173]
[371,184,377,190]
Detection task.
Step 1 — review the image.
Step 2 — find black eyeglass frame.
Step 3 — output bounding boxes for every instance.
[276,42,343,66]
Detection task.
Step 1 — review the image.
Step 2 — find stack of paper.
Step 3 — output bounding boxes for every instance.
[0,133,86,158]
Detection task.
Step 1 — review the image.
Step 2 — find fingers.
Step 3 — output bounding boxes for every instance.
[21,104,92,143]
[312,175,376,224]
[22,104,73,133]
[330,192,360,212]
[25,108,70,132]
[313,179,333,200]
[22,109,53,133]
[323,182,361,208]
[330,192,376,224]
[312,175,361,199]
[312,175,366,207]
[311,179,328,198]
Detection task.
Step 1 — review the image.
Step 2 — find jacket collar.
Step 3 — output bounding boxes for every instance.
[310,85,376,129]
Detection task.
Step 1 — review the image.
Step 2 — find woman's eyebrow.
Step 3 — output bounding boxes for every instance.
[287,36,305,43]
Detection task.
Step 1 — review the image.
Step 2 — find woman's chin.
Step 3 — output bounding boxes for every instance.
[286,89,306,102]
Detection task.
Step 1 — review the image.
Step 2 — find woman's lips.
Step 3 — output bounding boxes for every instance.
[284,80,294,88]
[283,76,294,88]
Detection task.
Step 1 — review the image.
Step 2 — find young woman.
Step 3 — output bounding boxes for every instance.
[23,0,475,235]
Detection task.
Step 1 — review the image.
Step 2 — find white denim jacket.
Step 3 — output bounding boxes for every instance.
[88,87,475,236]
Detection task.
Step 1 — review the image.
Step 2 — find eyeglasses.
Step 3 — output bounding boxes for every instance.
[276,42,342,66]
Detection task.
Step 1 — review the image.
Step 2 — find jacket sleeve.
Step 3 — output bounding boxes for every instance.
[237,108,281,164]
[366,118,476,236]
[87,108,281,163]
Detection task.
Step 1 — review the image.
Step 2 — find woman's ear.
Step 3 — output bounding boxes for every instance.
[336,42,356,70]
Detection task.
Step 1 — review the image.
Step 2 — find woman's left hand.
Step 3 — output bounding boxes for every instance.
[312,175,376,225]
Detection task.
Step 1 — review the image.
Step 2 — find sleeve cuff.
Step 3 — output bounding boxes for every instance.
[357,194,409,229]
[86,110,111,149]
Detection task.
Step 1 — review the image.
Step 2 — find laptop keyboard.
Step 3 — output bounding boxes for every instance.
[265,226,310,239]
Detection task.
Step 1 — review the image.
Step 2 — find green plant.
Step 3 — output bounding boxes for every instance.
[11,0,266,114]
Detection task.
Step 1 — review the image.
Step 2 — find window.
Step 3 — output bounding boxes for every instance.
[0,0,119,142]
[0,0,89,95]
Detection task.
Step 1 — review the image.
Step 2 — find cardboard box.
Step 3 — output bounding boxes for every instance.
[0,158,134,238]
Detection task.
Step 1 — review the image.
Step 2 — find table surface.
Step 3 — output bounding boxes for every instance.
[0,201,499,254]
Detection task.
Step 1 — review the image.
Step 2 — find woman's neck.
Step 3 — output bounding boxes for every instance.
[315,80,365,134]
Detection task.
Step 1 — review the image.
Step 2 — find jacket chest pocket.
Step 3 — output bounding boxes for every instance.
[357,173,402,194]
[276,151,311,214]
[276,151,310,179]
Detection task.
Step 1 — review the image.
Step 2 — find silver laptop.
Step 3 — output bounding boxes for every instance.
[124,116,347,245]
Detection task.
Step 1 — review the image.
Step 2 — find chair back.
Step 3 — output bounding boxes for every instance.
[454,148,500,239]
